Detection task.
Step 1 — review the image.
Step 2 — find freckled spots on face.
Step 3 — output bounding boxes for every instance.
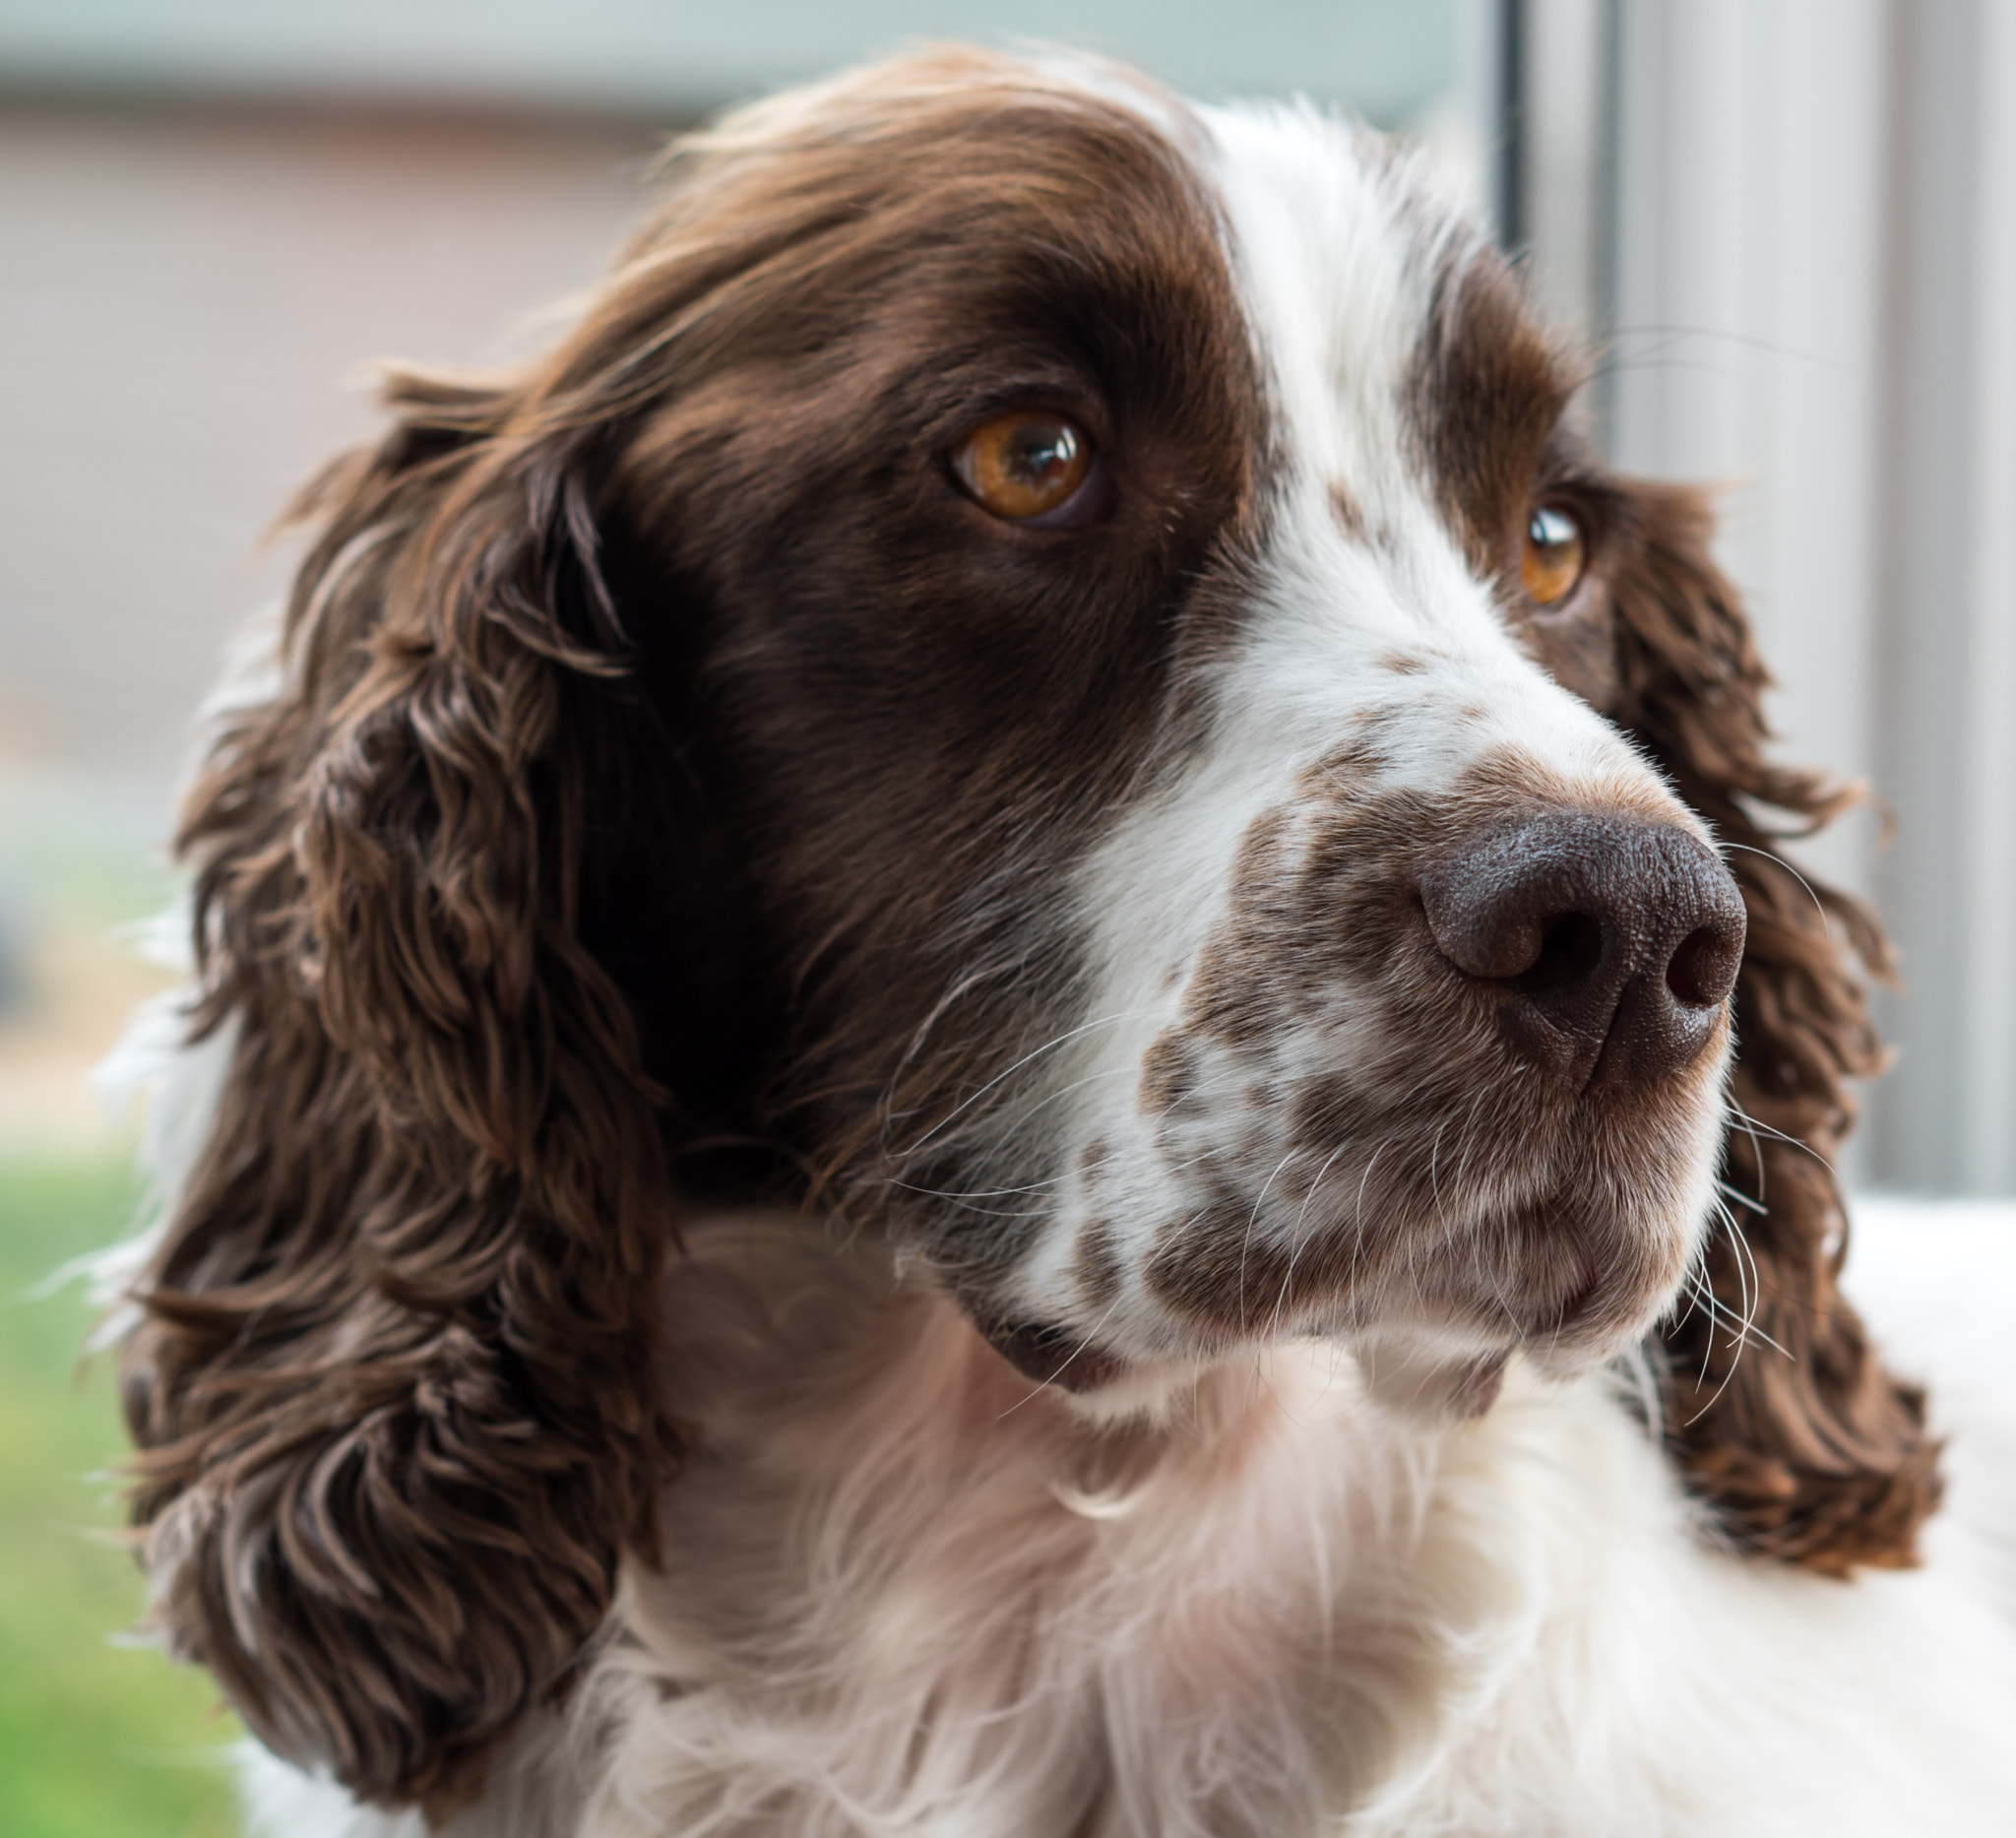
[1066,1138,1125,1309]
[1139,1029,1204,1119]
[1329,479,1366,541]
[1147,1191,1282,1328]
[1143,1177,1390,1337]
[1375,650,1426,676]
[1289,1073,1360,1148]
[1293,711,1405,795]
[1308,736,1393,785]
[1177,804,1299,1048]
[1072,1216,1124,1309]
[1131,745,1716,1342]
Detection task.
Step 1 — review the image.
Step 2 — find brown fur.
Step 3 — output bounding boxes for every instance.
[117,50,1934,1820]
[121,51,1267,1809]
[126,366,682,1808]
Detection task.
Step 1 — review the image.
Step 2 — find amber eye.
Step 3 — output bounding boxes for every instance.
[1522,503,1587,607]
[952,412,1096,524]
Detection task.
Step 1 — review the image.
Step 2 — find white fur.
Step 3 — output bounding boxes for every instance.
[236,1208,2016,1838]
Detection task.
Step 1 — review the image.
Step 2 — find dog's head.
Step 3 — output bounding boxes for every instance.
[123,49,1937,1810]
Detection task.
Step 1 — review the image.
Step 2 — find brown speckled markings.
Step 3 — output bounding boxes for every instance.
[1137,1028,1205,1124]
[1328,479,1367,541]
[1139,745,1724,1347]
[1071,1141,1124,1309]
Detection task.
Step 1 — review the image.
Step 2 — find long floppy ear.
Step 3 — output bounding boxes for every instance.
[1606,482,1940,1574]
[121,365,679,1808]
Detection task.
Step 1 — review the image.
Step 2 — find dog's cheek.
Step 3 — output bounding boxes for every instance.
[1520,586,1621,711]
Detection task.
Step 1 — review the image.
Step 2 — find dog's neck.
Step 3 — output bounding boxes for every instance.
[579,1214,1658,1837]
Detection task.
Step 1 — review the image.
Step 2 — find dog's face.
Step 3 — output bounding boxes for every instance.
[128,52,1926,1809]
[609,69,1738,1400]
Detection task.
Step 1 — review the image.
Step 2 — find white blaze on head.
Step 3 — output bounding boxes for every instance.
[991,99,1723,1384]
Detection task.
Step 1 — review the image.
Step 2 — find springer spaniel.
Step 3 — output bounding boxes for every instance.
[109,48,2016,1837]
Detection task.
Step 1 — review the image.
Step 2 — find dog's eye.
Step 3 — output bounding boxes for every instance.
[953,412,1097,525]
[1522,504,1587,607]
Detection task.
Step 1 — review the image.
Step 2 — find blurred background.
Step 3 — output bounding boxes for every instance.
[1,3,2010,1833]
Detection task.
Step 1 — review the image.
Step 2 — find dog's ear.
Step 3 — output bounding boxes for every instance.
[121,363,679,1808]
[1604,481,1940,1574]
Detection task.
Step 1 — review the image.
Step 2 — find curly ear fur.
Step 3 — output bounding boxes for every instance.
[1607,483,1941,1575]
[117,62,1191,1805]
[122,367,681,1808]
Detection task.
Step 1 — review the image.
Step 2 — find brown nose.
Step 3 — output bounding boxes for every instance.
[1418,814,1746,1085]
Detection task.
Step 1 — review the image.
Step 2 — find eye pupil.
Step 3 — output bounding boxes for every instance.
[1011,422,1076,483]
[953,412,1097,523]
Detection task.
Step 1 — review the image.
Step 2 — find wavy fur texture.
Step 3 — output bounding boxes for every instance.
[111,47,2001,1835]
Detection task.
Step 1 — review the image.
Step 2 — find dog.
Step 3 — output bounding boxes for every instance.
[109,47,2016,1836]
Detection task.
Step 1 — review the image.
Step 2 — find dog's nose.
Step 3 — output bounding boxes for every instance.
[1418,814,1746,1084]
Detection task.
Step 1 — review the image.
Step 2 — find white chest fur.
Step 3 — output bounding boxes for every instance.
[242,1211,2016,1838]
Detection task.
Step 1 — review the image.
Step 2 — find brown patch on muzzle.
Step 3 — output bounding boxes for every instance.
[1140,750,1727,1349]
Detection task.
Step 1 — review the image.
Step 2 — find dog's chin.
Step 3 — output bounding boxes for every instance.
[975,1315,1213,1424]
[1350,1334,1515,1423]
[989,1320,1522,1428]
[976,1217,1696,1424]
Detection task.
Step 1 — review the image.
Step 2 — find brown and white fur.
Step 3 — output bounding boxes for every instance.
[108,48,2016,1836]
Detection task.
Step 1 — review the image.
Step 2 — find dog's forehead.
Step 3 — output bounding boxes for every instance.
[1195,101,1443,504]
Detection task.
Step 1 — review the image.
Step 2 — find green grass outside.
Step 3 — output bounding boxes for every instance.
[0,1152,240,1838]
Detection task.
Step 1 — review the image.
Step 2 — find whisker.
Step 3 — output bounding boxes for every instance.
[1721,1198,1755,1369]
[1344,1140,1387,1319]
[994,1296,1127,1420]
[1678,1197,1791,1426]
[1715,1178,1768,1217]
[894,1006,1160,1159]
[1723,1203,1788,1358]
[1729,1106,1771,1208]
[1239,1150,1300,1323]
[1681,1268,1790,1362]
[1269,1137,1360,1339]
[1720,840,1832,935]
[1728,1105,1838,1181]
[889,1175,1068,1202]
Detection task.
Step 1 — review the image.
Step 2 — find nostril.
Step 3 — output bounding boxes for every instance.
[1523,912,1606,994]
[1666,925,1734,1008]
